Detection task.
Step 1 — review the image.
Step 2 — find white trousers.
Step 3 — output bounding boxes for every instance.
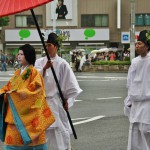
[46,96,71,150]
[128,123,150,150]
[46,128,71,150]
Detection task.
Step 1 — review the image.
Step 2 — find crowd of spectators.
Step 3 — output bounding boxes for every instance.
[91,51,130,62]
[71,50,130,71]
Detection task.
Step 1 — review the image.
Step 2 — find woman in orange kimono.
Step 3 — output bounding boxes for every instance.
[0,44,55,150]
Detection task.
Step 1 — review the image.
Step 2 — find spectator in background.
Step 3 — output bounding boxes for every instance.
[99,53,105,60]
[109,52,116,61]
[94,53,99,61]
[118,51,123,61]
[104,52,109,61]
[71,52,76,69]
[90,57,95,62]
[123,51,130,61]
[75,52,81,72]
[115,52,119,60]
[85,54,91,65]
[0,50,7,71]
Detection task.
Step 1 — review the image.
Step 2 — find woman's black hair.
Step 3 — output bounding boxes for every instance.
[19,44,36,65]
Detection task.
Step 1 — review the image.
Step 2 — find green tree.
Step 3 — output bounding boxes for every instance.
[0,17,9,26]
[0,17,9,40]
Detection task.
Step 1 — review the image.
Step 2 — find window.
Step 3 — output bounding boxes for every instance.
[135,14,150,26]
[81,14,108,27]
[16,15,42,27]
[145,14,150,25]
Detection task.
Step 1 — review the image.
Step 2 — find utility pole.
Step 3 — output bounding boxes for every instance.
[52,0,57,33]
[130,0,135,60]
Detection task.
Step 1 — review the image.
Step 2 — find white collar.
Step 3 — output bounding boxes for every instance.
[20,65,29,74]
[50,54,58,61]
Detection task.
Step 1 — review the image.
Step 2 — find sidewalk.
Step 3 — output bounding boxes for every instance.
[0,66,15,75]
[7,66,15,71]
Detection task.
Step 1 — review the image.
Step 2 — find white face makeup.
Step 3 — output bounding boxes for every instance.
[17,50,29,67]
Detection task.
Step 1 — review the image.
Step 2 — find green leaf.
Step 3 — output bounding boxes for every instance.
[21,68,31,80]
[146,31,150,44]
[57,34,67,48]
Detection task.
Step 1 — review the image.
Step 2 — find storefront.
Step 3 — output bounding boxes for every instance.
[4,28,110,61]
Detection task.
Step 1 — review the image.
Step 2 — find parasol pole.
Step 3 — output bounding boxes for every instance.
[30,9,77,139]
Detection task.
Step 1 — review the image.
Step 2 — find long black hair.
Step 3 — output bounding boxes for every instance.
[19,44,36,65]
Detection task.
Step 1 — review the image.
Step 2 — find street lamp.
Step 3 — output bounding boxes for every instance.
[130,0,135,60]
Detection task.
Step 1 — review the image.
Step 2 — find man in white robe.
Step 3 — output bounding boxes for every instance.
[124,30,150,150]
[79,55,86,71]
[35,33,82,150]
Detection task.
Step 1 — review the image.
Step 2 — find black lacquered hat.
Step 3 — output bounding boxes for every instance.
[138,30,150,47]
[46,33,60,47]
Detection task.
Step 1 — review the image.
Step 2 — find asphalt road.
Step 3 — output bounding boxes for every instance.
[0,71,130,150]
[70,72,129,150]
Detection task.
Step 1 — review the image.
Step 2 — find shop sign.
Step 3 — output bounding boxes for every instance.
[5,29,110,42]
[121,32,140,44]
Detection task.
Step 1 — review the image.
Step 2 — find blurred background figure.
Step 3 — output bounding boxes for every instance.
[71,51,76,69]
[0,50,7,71]
[13,57,21,70]
[75,52,81,72]
[109,52,116,61]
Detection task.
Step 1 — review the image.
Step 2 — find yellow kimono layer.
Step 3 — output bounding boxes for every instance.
[0,65,55,149]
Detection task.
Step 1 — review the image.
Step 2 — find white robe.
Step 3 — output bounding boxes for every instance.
[124,53,150,150]
[79,55,86,71]
[35,55,82,150]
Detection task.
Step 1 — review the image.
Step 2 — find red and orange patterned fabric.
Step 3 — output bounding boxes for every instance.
[0,65,55,146]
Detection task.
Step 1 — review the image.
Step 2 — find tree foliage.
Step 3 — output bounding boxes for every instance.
[92,60,131,65]
[57,34,67,48]
[0,17,9,26]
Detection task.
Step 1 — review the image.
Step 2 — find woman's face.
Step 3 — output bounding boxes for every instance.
[17,50,29,67]
[58,0,62,5]
[135,41,148,57]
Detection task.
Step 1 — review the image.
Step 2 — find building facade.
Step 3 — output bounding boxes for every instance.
[1,0,150,58]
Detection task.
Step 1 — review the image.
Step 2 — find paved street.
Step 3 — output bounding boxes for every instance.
[0,71,129,150]
[71,72,129,150]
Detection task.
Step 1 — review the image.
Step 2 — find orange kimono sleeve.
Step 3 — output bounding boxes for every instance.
[0,81,11,95]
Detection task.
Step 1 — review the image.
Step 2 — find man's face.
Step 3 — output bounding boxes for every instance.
[46,43,58,58]
[135,41,148,57]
